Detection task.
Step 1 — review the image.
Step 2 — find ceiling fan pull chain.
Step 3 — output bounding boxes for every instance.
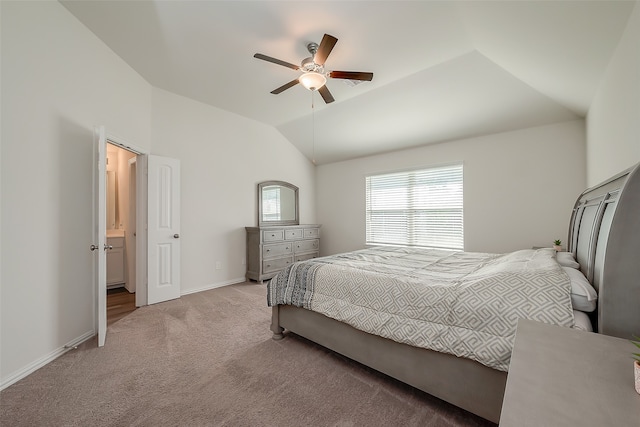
[312,91,316,165]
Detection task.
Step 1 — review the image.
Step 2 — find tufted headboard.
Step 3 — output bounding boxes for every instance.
[568,162,640,339]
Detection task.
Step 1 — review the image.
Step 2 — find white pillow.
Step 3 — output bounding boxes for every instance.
[572,310,593,332]
[557,251,580,269]
[563,266,597,312]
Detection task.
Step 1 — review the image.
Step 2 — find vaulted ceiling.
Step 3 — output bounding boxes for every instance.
[61,1,635,164]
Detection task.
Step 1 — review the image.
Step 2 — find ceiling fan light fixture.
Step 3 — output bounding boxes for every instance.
[254,33,372,103]
[299,72,327,91]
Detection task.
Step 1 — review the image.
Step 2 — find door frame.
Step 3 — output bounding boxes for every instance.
[126,156,137,294]
[98,132,182,342]
[103,134,149,316]
[134,154,148,307]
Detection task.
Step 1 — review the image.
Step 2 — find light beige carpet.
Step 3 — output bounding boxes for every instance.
[0,282,494,426]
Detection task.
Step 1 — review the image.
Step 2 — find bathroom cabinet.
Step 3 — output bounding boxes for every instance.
[106,236,126,288]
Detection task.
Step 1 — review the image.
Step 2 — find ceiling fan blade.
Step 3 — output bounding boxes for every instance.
[318,85,335,104]
[254,53,300,70]
[329,71,374,81]
[314,34,338,66]
[271,79,300,94]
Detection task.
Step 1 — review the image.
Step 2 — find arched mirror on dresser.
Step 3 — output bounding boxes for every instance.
[258,181,299,226]
[246,181,321,283]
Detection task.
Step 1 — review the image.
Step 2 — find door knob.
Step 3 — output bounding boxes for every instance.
[174,234,180,239]
[90,244,99,251]
[104,244,113,251]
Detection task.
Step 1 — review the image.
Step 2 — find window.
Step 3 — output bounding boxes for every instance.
[262,187,281,221]
[365,164,463,250]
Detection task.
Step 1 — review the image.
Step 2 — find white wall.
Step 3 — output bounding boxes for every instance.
[150,88,316,294]
[317,120,586,256]
[0,1,152,387]
[0,1,316,389]
[115,146,137,234]
[105,145,136,230]
[587,1,640,185]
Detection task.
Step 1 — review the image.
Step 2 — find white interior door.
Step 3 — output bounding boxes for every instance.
[136,155,148,307]
[147,155,181,304]
[92,126,107,347]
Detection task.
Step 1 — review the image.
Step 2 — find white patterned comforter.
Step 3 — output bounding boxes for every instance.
[267,246,574,371]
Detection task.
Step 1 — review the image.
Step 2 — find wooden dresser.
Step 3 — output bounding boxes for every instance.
[245,224,321,282]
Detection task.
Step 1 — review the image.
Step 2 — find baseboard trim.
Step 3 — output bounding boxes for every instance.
[0,330,95,391]
[180,277,246,296]
[3,279,249,390]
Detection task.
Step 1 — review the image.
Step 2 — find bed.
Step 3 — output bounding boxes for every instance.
[267,162,640,423]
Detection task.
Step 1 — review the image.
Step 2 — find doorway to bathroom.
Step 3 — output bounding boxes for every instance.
[94,127,181,346]
[106,142,138,325]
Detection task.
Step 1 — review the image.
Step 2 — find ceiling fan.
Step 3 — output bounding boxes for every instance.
[253,34,374,104]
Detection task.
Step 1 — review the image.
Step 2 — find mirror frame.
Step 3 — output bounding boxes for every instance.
[258,180,299,226]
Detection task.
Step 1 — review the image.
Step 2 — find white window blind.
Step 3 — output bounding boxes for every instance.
[262,187,281,221]
[365,164,463,250]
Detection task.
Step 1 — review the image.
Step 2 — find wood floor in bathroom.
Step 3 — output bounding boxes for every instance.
[107,287,136,326]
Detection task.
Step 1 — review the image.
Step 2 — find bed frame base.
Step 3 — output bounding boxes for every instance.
[272,304,507,423]
[269,163,640,424]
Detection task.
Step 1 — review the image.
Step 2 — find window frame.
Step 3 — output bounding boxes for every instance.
[365,163,464,250]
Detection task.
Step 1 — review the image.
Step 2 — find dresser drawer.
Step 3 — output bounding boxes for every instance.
[263,230,284,242]
[284,229,304,240]
[263,242,292,258]
[246,224,321,283]
[294,239,319,253]
[295,252,318,262]
[263,256,293,273]
[304,228,319,238]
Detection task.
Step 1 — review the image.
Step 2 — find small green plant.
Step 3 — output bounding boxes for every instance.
[554,239,562,246]
[632,335,640,363]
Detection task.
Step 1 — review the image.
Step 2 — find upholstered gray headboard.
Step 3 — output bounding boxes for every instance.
[568,162,640,339]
